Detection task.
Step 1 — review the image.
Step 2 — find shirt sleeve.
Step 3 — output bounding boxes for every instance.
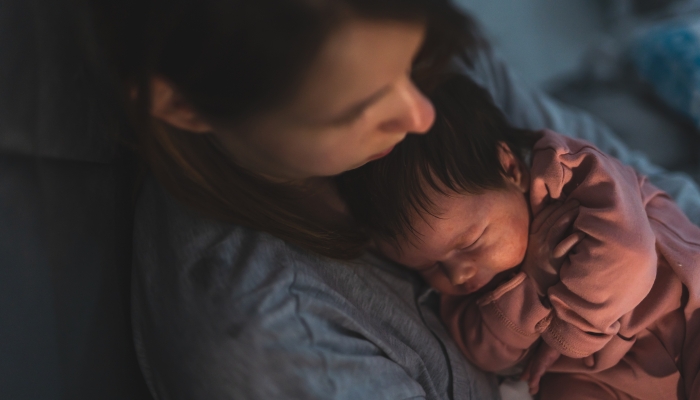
[455,46,700,226]
[440,272,551,372]
[528,131,658,357]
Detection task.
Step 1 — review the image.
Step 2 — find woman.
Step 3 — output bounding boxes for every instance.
[88,0,700,399]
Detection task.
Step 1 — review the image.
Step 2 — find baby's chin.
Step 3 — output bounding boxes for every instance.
[441,268,520,297]
[442,280,488,296]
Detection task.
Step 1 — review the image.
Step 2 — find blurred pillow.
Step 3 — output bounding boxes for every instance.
[630,19,700,129]
[600,0,684,21]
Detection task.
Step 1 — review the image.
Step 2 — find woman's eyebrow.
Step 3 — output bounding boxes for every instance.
[328,85,391,124]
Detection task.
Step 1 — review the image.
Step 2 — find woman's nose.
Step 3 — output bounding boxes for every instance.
[378,79,435,134]
[448,265,477,286]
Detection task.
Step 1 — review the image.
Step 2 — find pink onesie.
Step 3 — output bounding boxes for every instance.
[440,129,700,400]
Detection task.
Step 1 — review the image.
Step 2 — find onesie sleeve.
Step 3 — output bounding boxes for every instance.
[441,271,552,372]
[527,130,658,357]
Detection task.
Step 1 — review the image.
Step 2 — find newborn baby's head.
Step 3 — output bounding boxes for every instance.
[374,145,530,295]
[337,74,538,295]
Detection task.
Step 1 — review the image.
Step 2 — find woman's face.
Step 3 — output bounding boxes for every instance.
[212,19,435,182]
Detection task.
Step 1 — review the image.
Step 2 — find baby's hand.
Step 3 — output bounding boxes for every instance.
[520,341,561,395]
[521,200,584,296]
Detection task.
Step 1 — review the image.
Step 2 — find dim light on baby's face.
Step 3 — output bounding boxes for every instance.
[379,181,531,296]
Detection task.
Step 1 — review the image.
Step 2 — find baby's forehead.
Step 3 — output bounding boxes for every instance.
[376,239,428,269]
[375,234,432,268]
[411,187,483,222]
[380,181,493,254]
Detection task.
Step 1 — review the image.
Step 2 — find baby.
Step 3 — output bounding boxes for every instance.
[337,74,700,400]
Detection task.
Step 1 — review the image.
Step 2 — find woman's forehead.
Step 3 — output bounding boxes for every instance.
[286,19,426,121]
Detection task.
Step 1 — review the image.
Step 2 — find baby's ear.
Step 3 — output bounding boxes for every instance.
[497,142,529,193]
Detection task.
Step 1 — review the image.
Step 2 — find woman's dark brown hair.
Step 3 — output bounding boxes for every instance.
[86,0,483,259]
[337,74,539,248]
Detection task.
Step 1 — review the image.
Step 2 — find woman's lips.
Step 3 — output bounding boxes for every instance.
[369,145,395,161]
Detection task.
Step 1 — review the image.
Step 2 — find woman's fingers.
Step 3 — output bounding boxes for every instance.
[528,374,541,395]
[526,358,547,395]
[525,345,561,395]
[520,368,530,383]
[552,231,585,258]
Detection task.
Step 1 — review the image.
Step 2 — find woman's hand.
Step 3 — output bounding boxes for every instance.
[520,200,584,296]
[520,341,561,395]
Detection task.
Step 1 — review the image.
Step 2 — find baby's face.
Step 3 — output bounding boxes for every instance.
[379,183,530,296]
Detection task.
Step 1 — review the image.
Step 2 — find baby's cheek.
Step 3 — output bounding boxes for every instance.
[516,227,530,261]
[421,270,448,291]
[503,222,530,267]
[423,271,464,295]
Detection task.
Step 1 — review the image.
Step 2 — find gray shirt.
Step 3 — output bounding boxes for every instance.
[132,46,700,400]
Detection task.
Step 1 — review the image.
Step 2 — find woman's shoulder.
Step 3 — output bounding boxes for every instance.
[133,176,336,302]
[131,176,431,326]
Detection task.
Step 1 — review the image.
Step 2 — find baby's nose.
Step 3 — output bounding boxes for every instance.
[450,266,477,286]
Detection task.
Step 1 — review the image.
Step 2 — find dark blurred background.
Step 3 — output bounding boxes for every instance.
[1,0,699,399]
[458,0,700,179]
[0,0,149,399]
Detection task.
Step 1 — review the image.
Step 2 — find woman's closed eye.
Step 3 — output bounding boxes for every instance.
[330,108,366,126]
[328,85,392,126]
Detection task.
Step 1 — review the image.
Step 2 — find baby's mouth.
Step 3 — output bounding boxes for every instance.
[459,280,485,295]
[465,268,520,295]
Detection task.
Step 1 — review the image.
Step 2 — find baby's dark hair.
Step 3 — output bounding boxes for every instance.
[336,73,539,248]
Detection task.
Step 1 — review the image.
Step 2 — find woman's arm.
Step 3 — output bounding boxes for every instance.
[133,288,429,400]
[455,46,700,226]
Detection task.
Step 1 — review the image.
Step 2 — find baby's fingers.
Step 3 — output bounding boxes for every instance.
[531,201,563,234]
[544,205,579,244]
[552,231,585,259]
[532,200,579,235]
